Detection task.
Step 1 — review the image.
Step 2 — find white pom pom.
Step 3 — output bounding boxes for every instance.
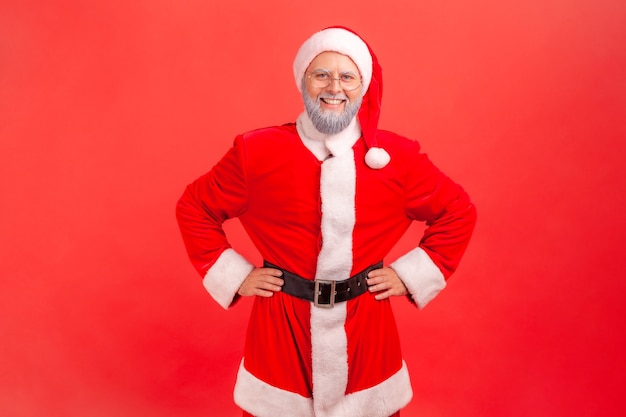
[365,147,390,169]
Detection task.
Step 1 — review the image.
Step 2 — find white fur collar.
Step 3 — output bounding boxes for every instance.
[296,112,362,161]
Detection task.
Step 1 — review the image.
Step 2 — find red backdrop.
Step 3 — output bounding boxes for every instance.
[1,0,625,416]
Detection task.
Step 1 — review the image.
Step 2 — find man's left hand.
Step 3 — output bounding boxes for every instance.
[366,267,409,300]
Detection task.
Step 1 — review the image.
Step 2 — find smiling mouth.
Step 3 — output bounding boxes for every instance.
[321,98,345,105]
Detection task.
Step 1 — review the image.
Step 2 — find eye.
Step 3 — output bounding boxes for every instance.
[340,73,358,82]
[312,70,330,80]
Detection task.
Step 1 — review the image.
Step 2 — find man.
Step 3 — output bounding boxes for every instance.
[176,27,476,417]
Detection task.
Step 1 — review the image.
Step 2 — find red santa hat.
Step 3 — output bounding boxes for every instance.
[293,27,391,169]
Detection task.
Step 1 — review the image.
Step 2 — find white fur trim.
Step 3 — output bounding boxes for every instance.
[390,247,446,309]
[365,147,391,169]
[294,28,373,94]
[315,153,357,278]
[234,359,314,417]
[310,304,349,416]
[296,111,362,160]
[338,361,413,416]
[296,112,332,160]
[202,248,254,309]
[311,150,357,416]
[235,358,412,417]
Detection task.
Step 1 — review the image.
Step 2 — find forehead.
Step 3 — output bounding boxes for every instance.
[306,51,359,73]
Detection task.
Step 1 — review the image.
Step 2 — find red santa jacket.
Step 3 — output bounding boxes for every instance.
[176,119,476,417]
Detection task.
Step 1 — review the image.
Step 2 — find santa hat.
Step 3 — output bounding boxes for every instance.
[293,27,390,169]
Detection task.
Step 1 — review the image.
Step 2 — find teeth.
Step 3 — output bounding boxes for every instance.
[323,98,343,105]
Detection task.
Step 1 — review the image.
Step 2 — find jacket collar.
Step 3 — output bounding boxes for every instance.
[296,112,361,161]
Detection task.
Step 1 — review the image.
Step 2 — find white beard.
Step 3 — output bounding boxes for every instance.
[302,82,362,135]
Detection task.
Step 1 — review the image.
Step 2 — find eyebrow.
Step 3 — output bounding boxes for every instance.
[311,68,359,75]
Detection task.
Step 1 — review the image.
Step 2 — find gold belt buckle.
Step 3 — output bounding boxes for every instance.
[314,279,336,308]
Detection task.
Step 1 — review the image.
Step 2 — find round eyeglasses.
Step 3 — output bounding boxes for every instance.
[307,69,362,91]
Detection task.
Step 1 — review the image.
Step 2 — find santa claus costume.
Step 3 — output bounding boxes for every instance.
[176,27,476,417]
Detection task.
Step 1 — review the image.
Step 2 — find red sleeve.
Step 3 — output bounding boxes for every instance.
[405,147,477,279]
[175,136,248,276]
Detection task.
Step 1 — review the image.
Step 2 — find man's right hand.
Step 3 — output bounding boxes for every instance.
[237,267,284,297]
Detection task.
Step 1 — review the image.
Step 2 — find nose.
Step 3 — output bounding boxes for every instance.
[326,77,342,93]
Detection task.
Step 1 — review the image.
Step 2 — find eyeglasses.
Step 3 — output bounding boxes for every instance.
[307,69,362,91]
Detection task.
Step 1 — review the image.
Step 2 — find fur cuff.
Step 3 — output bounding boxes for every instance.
[203,248,255,309]
[390,247,446,309]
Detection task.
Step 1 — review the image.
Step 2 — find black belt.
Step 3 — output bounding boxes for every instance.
[263,261,383,308]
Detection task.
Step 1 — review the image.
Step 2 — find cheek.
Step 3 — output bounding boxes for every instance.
[347,91,361,103]
[304,84,319,101]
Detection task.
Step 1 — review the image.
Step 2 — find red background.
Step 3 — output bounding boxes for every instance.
[1,1,625,416]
